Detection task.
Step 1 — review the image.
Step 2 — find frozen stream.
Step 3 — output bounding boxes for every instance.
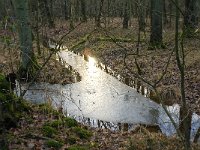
[22,49,200,140]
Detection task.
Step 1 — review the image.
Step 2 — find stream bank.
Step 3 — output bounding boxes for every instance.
[21,48,200,142]
[0,48,199,149]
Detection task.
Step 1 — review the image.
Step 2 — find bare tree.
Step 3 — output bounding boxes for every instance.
[150,0,163,47]
[80,0,87,22]
[0,0,6,21]
[12,0,38,80]
[69,0,75,29]
[96,0,104,27]
[184,0,199,34]
[43,0,55,28]
[175,0,192,149]
[122,0,130,29]
[137,0,146,31]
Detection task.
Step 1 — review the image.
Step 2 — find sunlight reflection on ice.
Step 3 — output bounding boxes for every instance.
[22,49,200,141]
[87,56,97,75]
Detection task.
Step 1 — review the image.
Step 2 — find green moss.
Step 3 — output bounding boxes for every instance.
[64,117,78,128]
[0,74,10,93]
[45,139,63,149]
[127,143,136,150]
[96,37,133,43]
[72,127,92,139]
[43,121,51,126]
[38,103,56,116]
[0,74,24,129]
[0,74,4,80]
[52,110,61,116]
[15,99,31,112]
[6,133,15,142]
[25,116,34,124]
[68,145,88,150]
[50,120,63,128]
[67,135,78,145]
[0,92,7,101]
[39,103,53,110]
[42,125,57,137]
[38,103,62,119]
[53,136,65,144]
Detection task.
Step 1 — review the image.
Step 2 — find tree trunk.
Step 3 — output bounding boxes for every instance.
[163,0,168,25]
[169,2,172,27]
[184,0,199,32]
[64,0,69,20]
[50,0,53,18]
[194,127,200,143]
[150,0,163,47]
[137,0,146,31]
[43,0,54,28]
[80,0,87,22]
[0,0,6,20]
[123,0,130,29]
[179,107,192,148]
[12,0,36,80]
[74,0,79,21]
[106,0,111,25]
[96,0,104,27]
[175,0,192,149]
[36,0,41,56]
[69,0,75,29]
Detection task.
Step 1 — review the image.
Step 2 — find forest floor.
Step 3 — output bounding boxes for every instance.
[5,103,200,150]
[47,18,200,115]
[0,18,200,149]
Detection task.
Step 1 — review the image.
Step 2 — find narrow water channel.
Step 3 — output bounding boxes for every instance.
[22,48,200,141]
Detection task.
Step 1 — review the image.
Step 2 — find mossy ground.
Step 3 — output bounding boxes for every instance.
[3,103,199,150]
[0,74,199,149]
[0,74,31,129]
